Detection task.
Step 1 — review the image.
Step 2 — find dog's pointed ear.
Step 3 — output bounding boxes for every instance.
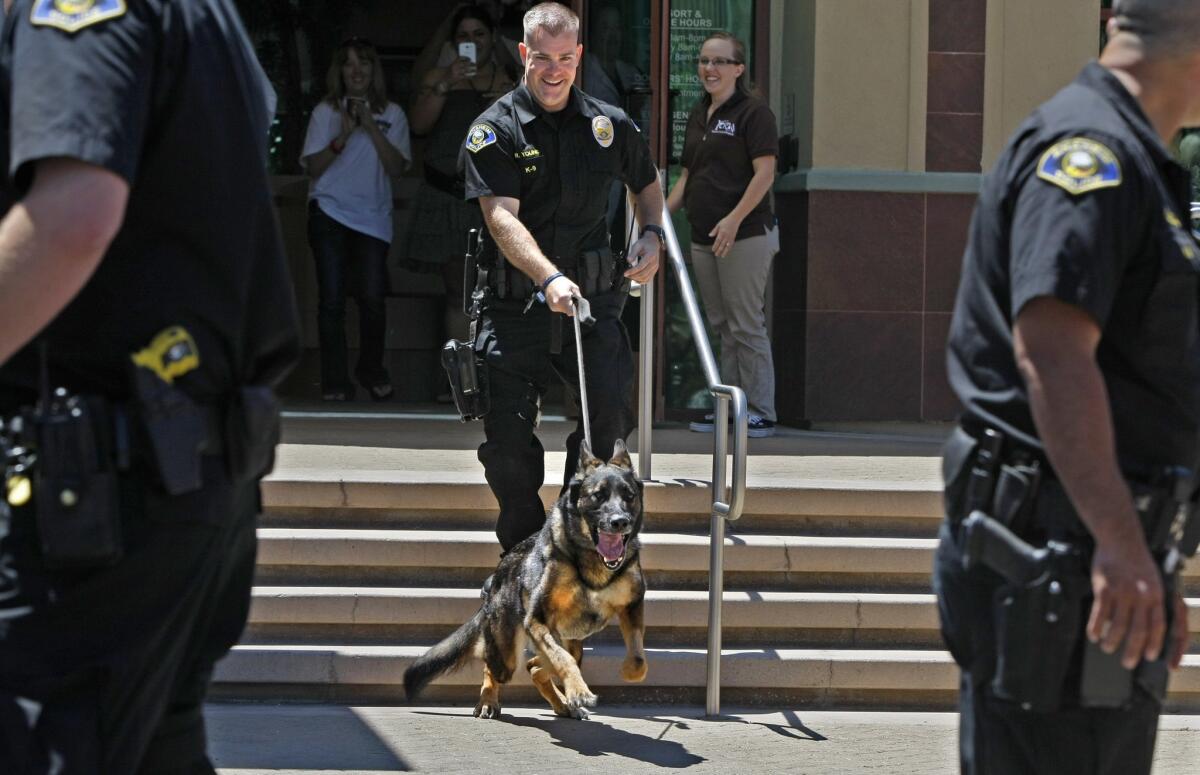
[608,438,633,470]
[579,439,602,474]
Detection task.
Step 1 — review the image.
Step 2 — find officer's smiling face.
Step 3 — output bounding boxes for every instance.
[520,29,582,113]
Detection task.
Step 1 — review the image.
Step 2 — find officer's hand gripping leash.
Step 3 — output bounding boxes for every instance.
[571,295,596,450]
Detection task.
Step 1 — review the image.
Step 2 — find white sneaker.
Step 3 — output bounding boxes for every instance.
[688,413,715,432]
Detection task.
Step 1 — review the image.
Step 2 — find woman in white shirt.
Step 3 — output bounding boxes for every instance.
[301,37,411,402]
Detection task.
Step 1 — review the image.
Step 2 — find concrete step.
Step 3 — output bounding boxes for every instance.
[247,586,1200,631]
[260,505,944,538]
[256,529,939,574]
[254,528,1200,587]
[247,587,941,629]
[262,451,944,537]
[211,643,1200,711]
[253,529,944,591]
[242,586,1200,651]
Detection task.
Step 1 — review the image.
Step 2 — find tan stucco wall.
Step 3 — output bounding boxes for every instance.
[804,0,928,171]
[982,0,1100,170]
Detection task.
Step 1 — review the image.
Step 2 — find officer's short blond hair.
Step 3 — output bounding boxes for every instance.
[1112,0,1200,58]
[523,2,580,45]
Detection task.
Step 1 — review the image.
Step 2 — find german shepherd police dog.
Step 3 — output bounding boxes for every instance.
[403,439,647,720]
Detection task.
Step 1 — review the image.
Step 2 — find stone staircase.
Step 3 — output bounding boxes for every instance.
[211,420,1200,711]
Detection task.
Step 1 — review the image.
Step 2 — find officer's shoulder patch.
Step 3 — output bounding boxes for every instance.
[465,123,498,154]
[592,115,614,148]
[31,0,126,33]
[1036,137,1122,195]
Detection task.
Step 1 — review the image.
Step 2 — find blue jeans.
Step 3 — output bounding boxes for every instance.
[306,202,390,395]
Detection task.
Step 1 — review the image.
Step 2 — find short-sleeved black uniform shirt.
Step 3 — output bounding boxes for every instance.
[0,0,300,409]
[681,91,777,245]
[460,83,657,267]
[947,62,1200,474]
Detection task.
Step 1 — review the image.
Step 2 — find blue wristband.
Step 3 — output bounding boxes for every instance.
[540,271,565,291]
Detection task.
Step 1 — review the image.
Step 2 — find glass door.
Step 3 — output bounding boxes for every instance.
[662,1,758,419]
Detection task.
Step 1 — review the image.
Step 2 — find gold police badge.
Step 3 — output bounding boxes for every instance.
[31,0,126,33]
[465,123,497,154]
[592,116,614,148]
[1036,137,1122,195]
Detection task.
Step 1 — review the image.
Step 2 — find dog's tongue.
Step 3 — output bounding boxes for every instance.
[596,531,624,562]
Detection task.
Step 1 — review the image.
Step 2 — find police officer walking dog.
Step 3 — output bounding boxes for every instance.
[459,3,664,553]
[0,0,300,771]
[938,1,1200,772]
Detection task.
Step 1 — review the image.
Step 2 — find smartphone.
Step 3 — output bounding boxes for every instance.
[458,41,477,64]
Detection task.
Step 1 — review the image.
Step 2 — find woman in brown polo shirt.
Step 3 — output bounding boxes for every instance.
[667,31,780,437]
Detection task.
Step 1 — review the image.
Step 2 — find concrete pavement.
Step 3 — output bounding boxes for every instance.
[207,703,1200,774]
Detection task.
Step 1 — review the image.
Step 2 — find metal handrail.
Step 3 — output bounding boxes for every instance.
[627,183,749,717]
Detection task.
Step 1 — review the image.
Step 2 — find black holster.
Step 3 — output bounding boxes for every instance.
[444,228,491,422]
[990,567,1087,712]
[442,338,489,421]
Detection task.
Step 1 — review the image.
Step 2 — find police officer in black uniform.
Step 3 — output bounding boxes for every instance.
[460,2,664,552]
[938,2,1200,772]
[0,0,300,771]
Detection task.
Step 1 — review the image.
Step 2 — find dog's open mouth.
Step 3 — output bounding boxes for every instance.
[593,530,627,569]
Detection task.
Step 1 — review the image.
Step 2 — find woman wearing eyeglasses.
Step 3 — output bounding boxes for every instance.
[301,38,411,402]
[406,7,516,346]
[667,32,780,438]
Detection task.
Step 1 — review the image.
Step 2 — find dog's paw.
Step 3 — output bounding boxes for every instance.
[473,700,502,719]
[563,687,597,719]
[621,655,648,683]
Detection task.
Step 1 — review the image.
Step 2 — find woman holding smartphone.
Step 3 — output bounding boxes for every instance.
[667,31,780,437]
[407,7,515,343]
[302,38,411,402]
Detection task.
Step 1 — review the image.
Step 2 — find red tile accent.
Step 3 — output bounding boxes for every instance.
[926,112,984,173]
[806,311,922,420]
[922,312,961,421]
[807,191,925,312]
[927,53,985,114]
[930,0,987,53]
[924,194,977,312]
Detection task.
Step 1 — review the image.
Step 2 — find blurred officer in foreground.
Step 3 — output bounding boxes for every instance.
[0,0,300,771]
[938,1,1200,772]
[459,2,664,553]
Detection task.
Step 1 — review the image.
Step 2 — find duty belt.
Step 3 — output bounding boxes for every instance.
[952,421,1200,556]
[485,246,619,301]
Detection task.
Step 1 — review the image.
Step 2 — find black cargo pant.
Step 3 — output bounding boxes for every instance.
[476,290,635,551]
[0,456,259,774]
[933,430,1160,775]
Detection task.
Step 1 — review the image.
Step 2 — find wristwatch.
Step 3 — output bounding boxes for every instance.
[640,224,666,249]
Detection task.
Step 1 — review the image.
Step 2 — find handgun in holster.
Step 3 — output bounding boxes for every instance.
[963,510,1171,710]
[444,228,491,422]
[962,510,1087,712]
